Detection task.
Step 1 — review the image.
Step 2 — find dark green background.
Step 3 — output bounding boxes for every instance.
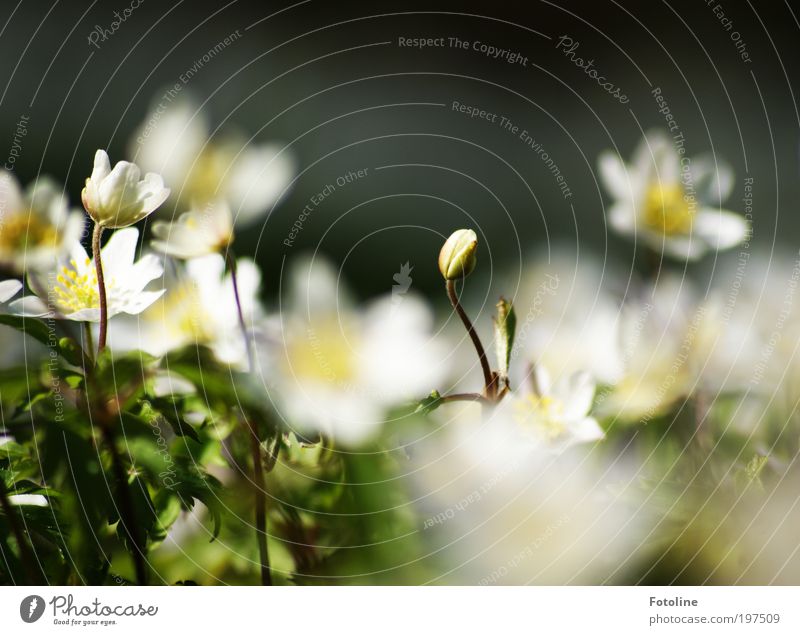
[0,0,796,298]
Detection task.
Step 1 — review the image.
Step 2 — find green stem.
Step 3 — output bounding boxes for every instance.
[439,392,491,405]
[225,250,272,585]
[99,419,148,585]
[83,322,94,364]
[247,418,272,585]
[0,478,42,584]
[446,279,494,397]
[92,223,108,354]
[226,252,255,370]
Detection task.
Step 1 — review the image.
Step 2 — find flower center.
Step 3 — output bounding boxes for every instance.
[0,211,60,252]
[52,258,100,312]
[514,394,566,440]
[643,184,694,235]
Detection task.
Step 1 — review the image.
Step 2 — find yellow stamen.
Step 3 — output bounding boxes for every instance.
[514,394,566,440]
[0,210,60,253]
[643,184,694,235]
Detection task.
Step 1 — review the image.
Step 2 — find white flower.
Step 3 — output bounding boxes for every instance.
[0,280,49,366]
[81,149,170,228]
[510,253,623,386]
[11,228,164,322]
[262,256,450,446]
[505,365,604,452]
[129,97,294,225]
[599,131,748,260]
[410,407,648,584]
[108,253,262,368]
[601,276,700,421]
[150,199,233,258]
[0,171,84,272]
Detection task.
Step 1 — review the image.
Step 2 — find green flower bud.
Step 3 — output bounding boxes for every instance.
[438,229,478,280]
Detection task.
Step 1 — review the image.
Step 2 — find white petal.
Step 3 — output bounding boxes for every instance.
[136,173,170,215]
[101,227,139,279]
[557,371,596,420]
[644,231,706,261]
[9,295,50,317]
[227,143,294,225]
[62,212,87,247]
[598,151,633,201]
[119,289,165,316]
[26,178,65,223]
[91,149,111,183]
[690,155,734,204]
[694,208,748,250]
[186,253,226,284]
[67,240,91,274]
[64,307,101,322]
[231,258,261,312]
[608,202,637,236]
[0,171,23,213]
[0,279,22,303]
[126,254,164,290]
[531,365,552,397]
[129,99,207,189]
[569,417,605,443]
[8,494,48,507]
[638,130,679,184]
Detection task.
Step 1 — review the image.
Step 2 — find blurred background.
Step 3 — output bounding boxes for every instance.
[2,0,800,586]
[0,0,796,300]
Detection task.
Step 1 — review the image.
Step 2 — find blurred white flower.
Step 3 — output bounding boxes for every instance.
[82,149,169,229]
[602,276,701,421]
[11,228,164,322]
[151,199,234,259]
[108,253,262,368]
[129,97,294,225]
[506,365,604,452]
[0,280,48,366]
[410,406,647,584]
[264,256,450,446]
[8,494,48,507]
[695,254,800,397]
[511,254,623,385]
[599,131,747,260]
[0,172,84,272]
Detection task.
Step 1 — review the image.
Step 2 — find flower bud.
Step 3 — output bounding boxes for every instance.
[438,229,478,280]
[81,149,170,228]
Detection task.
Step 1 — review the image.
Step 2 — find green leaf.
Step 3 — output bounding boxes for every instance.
[140,398,201,443]
[744,453,768,487]
[493,297,516,383]
[148,490,183,544]
[0,314,53,348]
[0,367,43,405]
[57,337,86,367]
[414,390,442,416]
